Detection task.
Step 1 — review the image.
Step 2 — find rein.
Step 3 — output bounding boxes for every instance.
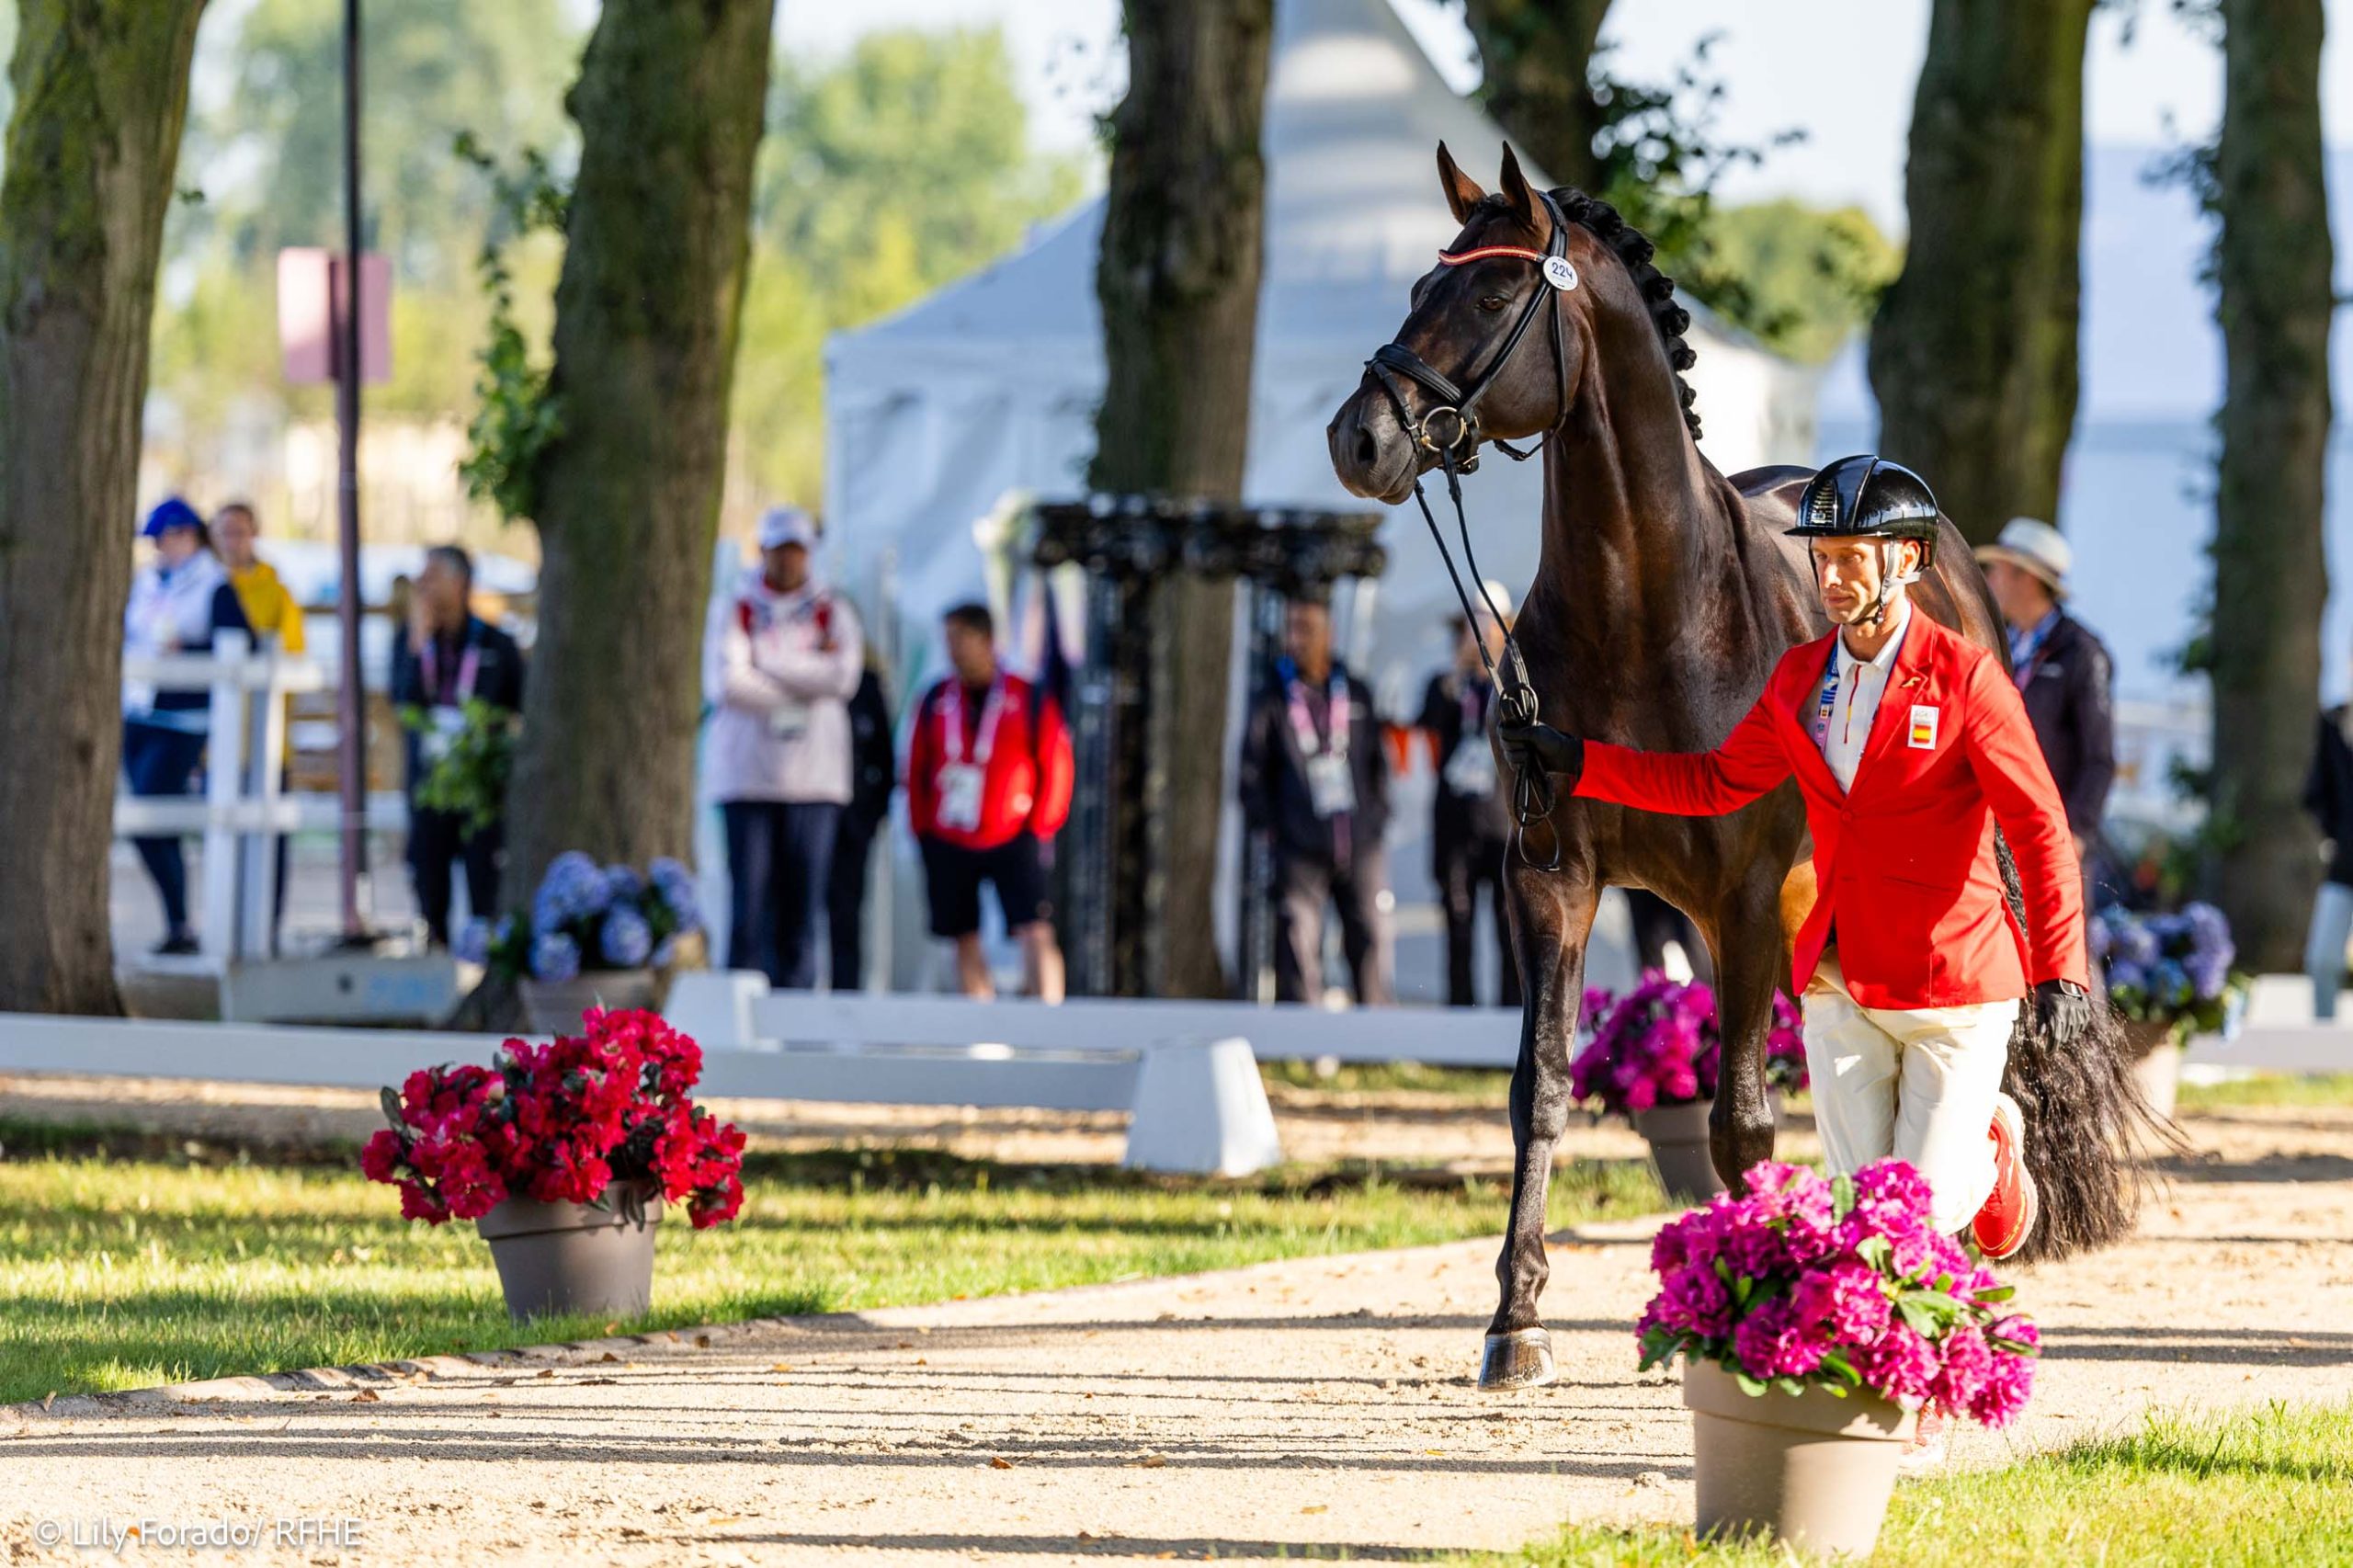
[1364,192,1580,871]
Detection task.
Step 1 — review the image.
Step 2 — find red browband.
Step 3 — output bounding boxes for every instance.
[1436,244,1546,266]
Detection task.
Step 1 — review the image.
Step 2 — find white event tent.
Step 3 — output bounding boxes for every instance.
[823,0,1818,710]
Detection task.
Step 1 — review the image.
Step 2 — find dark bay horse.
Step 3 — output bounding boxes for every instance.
[1326,145,2151,1391]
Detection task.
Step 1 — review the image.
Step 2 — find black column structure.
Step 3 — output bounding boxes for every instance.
[1032,494,1385,1000]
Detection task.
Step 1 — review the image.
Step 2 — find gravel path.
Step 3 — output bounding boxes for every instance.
[5,1102,2351,1566]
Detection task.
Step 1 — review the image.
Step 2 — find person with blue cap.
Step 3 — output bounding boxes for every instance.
[122,495,252,956]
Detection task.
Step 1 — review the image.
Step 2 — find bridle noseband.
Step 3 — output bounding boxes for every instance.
[1361,190,1582,870]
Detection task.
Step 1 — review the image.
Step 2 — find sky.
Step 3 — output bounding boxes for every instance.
[772,0,2347,232]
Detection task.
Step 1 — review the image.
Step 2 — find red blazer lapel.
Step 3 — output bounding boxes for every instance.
[1779,632,1845,797]
[1849,611,1940,800]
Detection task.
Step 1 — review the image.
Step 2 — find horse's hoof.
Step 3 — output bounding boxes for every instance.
[1477,1328,1555,1392]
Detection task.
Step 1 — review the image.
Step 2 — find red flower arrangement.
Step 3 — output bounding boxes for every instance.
[361,1007,747,1229]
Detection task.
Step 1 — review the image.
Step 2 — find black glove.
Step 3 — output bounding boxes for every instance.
[1496,716,1584,790]
[2033,979,2092,1046]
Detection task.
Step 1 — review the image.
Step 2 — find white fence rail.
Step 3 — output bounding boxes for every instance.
[119,637,407,968]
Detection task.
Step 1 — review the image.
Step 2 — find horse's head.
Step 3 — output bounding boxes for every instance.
[1329,143,1595,504]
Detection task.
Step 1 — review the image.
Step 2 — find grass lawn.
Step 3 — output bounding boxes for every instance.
[1482,1399,2353,1567]
[0,1118,1662,1407]
[2177,1072,2353,1111]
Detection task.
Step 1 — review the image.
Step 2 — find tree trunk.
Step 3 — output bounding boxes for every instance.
[0,1,208,1015]
[1459,0,1608,192]
[2210,0,2332,969]
[1090,0,1272,999]
[502,0,772,903]
[1868,0,2093,545]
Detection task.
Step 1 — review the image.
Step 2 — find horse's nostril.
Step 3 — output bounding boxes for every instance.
[1354,427,1381,470]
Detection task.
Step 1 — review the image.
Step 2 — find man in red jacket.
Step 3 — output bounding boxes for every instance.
[907,602,1076,1000]
[1500,456,2092,1265]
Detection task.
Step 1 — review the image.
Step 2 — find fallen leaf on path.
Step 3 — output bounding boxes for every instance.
[897,1341,913,1349]
[348,1390,380,1403]
[536,1369,554,1379]
[600,1352,620,1363]
[706,1516,745,1527]
[694,1335,711,1349]
[1301,1505,1327,1515]
[770,1363,793,1372]
[1133,1454,1167,1469]
[989,1457,1015,1471]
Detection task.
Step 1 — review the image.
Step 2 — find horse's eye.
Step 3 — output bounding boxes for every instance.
[1477,293,1507,312]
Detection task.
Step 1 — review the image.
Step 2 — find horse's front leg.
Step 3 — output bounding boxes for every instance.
[1704,869,1788,1190]
[1478,852,1598,1392]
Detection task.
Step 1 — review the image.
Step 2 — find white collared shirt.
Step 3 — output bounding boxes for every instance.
[1813,600,1912,792]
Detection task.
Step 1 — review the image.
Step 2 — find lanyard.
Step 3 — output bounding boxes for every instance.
[1287,669,1350,758]
[1458,676,1489,738]
[941,680,1006,767]
[422,632,481,708]
[2011,618,2056,689]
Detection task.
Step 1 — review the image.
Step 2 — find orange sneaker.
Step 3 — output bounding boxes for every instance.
[1972,1092,2039,1260]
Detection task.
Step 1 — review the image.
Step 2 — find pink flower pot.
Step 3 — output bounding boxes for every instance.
[1684,1358,1915,1557]
[1633,1097,1723,1204]
[475,1182,663,1323]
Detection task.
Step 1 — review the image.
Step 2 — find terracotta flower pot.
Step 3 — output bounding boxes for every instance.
[1632,1098,1724,1204]
[2117,1017,2184,1121]
[475,1183,663,1323]
[519,968,660,1036]
[1684,1358,1916,1557]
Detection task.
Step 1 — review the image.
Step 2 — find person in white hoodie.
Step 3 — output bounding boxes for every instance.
[122,496,252,955]
[704,506,864,987]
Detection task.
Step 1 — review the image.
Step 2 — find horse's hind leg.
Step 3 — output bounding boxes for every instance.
[1479,857,1597,1392]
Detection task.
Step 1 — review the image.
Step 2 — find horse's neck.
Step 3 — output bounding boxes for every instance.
[1538,392,1744,653]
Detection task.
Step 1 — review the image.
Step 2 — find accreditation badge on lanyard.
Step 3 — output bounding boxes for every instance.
[936,681,1005,834]
[1811,653,1842,750]
[1291,672,1357,820]
[1441,681,1497,798]
[420,639,482,766]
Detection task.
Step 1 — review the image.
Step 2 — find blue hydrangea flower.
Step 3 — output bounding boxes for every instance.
[2107,960,2149,997]
[2115,922,2161,968]
[2153,959,2192,1007]
[2186,952,2232,1000]
[650,855,701,933]
[533,850,612,934]
[600,905,654,969]
[2087,911,2115,962]
[455,917,493,966]
[603,863,644,903]
[531,931,581,983]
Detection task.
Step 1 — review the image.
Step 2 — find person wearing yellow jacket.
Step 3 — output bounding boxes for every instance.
[214,502,305,949]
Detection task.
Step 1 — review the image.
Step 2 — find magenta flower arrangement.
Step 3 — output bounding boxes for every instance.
[1572,973,1808,1117]
[1637,1159,2040,1426]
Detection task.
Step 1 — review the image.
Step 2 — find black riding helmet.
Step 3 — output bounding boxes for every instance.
[1786,454,1941,567]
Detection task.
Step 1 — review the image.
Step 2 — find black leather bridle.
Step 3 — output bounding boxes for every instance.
[1361,190,1582,870]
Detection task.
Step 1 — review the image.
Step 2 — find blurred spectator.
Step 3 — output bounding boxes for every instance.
[704,506,863,989]
[2303,685,2353,1018]
[1415,597,1519,1008]
[1976,519,2116,850]
[391,545,525,949]
[906,602,1074,1000]
[1240,596,1392,1006]
[828,646,898,992]
[122,496,252,956]
[214,501,303,949]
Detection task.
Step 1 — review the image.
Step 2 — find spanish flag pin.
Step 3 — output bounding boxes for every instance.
[1908,704,1939,749]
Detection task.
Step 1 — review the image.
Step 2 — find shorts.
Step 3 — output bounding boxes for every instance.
[922,832,1051,938]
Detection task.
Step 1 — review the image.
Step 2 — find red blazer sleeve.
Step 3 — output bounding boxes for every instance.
[1574,684,1796,817]
[905,685,939,839]
[1960,653,2088,989]
[1030,691,1075,839]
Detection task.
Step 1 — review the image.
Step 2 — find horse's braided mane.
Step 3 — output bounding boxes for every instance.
[1547,187,1703,440]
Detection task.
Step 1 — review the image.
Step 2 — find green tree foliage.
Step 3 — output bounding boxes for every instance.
[730,28,1085,506]
[1700,200,1901,364]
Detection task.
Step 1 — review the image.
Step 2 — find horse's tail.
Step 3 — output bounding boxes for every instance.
[1993,834,2186,1262]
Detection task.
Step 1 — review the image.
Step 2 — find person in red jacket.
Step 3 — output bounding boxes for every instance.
[1500,456,2092,1268]
[907,602,1075,1000]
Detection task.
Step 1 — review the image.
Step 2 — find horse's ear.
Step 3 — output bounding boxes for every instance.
[1498,142,1538,229]
[1436,142,1485,224]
